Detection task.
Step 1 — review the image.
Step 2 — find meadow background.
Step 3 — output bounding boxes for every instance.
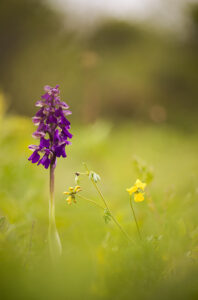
[0,0,198,299]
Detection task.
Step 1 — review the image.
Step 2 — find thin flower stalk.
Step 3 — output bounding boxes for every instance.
[28,85,72,258]
[92,180,131,242]
[83,164,131,242]
[127,179,146,240]
[77,194,104,210]
[48,162,62,257]
[129,195,142,240]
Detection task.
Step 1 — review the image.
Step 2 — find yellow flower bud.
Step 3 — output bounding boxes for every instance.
[74,185,81,193]
[63,191,70,195]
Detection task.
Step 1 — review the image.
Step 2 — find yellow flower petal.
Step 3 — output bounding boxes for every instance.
[66,196,73,205]
[135,179,146,191]
[126,186,138,195]
[74,185,81,193]
[69,187,74,192]
[134,192,144,202]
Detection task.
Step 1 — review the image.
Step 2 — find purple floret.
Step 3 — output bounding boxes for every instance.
[28,85,72,169]
[28,151,40,163]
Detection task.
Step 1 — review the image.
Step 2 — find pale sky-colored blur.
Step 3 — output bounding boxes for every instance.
[48,0,198,30]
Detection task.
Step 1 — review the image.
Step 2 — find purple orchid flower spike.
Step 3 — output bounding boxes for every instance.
[28,84,72,169]
[28,85,72,258]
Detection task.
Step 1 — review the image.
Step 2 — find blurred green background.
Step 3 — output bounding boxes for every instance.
[1,0,198,128]
[0,0,198,299]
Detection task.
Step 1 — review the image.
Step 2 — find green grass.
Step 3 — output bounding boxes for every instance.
[0,115,198,300]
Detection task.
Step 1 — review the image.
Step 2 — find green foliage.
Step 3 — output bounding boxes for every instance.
[0,2,198,129]
[103,209,111,224]
[89,20,141,51]
[133,156,154,184]
[0,115,198,299]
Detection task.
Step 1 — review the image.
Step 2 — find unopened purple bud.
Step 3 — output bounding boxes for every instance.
[44,85,51,92]
[42,93,51,101]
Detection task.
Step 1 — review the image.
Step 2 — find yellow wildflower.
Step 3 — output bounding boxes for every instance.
[64,185,82,205]
[134,192,144,202]
[126,179,146,203]
[126,179,146,196]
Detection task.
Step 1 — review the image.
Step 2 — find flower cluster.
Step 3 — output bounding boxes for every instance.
[63,186,81,205]
[28,85,72,169]
[126,179,146,202]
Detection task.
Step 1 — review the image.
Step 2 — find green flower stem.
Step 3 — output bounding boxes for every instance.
[49,164,55,222]
[49,163,62,258]
[77,194,104,210]
[129,195,142,240]
[81,163,132,242]
[78,172,88,176]
[92,180,131,242]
